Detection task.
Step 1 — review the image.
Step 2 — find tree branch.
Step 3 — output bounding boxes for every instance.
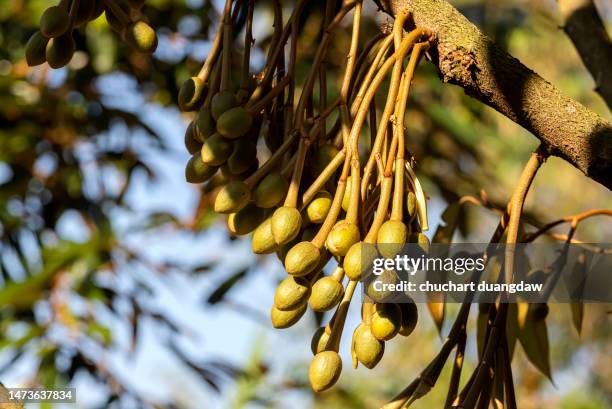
[558,0,612,111]
[375,0,612,190]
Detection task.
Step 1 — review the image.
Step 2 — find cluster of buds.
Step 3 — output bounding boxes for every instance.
[180,0,433,392]
[27,0,157,69]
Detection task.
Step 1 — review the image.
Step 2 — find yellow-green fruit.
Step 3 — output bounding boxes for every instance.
[211,91,237,120]
[406,191,417,218]
[309,276,344,312]
[353,324,385,369]
[326,220,360,257]
[309,351,342,392]
[343,242,379,281]
[371,303,402,341]
[409,232,430,253]
[398,302,418,336]
[366,270,397,303]
[254,173,288,209]
[195,109,215,142]
[227,141,257,175]
[341,176,352,212]
[271,303,306,329]
[285,241,320,277]
[216,107,253,139]
[377,220,407,258]
[214,180,251,214]
[124,21,158,53]
[252,218,278,254]
[40,6,70,38]
[45,34,75,69]
[274,276,311,311]
[184,122,202,154]
[25,31,48,66]
[311,144,340,177]
[185,153,217,183]
[227,204,265,236]
[271,206,302,245]
[311,327,331,355]
[201,133,232,166]
[178,77,205,112]
[305,191,332,224]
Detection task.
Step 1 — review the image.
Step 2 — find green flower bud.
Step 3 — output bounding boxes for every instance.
[211,91,237,120]
[216,107,253,139]
[311,326,331,355]
[271,303,306,329]
[271,206,302,245]
[45,33,75,69]
[195,109,215,142]
[342,176,352,212]
[25,31,49,66]
[178,77,206,112]
[227,204,265,236]
[184,122,202,154]
[343,242,378,281]
[309,276,344,312]
[353,323,385,369]
[398,301,418,336]
[185,153,217,183]
[406,191,417,218]
[309,351,342,392]
[214,180,251,214]
[254,173,288,209]
[326,220,360,257]
[409,232,430,253]
[377,220,407,258]
[201,133,232,166]
[227,141,257,175]
[305,191,332,224]
[365,269,398,303]
[124,20,158,53]
[40,6,70,38]
[274,276,311,311]
[284,241,320,277]
[252,218,278,254]
[370,303,402,341]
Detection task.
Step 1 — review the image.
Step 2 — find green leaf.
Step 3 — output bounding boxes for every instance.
[206,269,248,304]
[505,302,518,359]
[570,302,584,336]
[568,251,588,335]
[517,302,553,381]
[427,300,445,334]
[476,307,488,358]
[432,202,460,244]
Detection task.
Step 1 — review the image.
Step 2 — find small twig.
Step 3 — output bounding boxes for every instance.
[523,209,612,242]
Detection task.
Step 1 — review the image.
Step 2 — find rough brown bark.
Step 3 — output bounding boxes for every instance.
[558,0,612,111]
[375,0,612,190]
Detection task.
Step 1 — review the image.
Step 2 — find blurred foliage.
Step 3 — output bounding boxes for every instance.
[0,0,610,408]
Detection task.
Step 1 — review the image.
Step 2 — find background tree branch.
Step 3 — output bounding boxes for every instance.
[375,0,612,190]
[558,0,612,111]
